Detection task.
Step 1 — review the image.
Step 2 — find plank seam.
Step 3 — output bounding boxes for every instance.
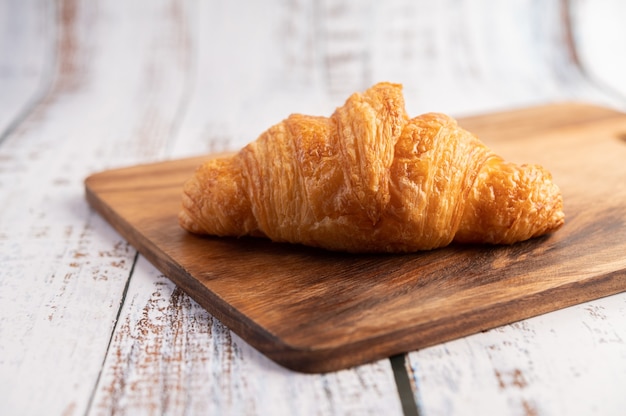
[390,354,420,416]
[83,251,139,416]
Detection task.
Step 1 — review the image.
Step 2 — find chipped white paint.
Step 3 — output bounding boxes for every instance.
[0,0,197,414]
[408,295,626,415]
[1,0,626,415]
[90,257,401,415]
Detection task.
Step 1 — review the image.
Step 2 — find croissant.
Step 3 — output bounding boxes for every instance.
[179,82,564,253]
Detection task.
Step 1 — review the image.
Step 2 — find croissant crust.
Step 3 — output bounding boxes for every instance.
[179,82,564,253]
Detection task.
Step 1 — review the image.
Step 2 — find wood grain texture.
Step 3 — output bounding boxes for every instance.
[85,102,626,373]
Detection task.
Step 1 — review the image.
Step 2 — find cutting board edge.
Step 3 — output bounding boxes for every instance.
[280,266,626,373]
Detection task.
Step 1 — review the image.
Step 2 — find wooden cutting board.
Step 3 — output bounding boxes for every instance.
[85,103,626,373]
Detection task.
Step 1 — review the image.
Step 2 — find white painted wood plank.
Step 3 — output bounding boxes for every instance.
[0,0,54,136]
[571,0,626,99]
[169,0,335,157]
[89,256,403,416]
[408,295,626,415]
[0,0,196,414]
[366,0,624,115]
[171,0,625,162]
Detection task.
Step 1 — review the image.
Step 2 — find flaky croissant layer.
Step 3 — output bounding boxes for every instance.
[179,82,564,253]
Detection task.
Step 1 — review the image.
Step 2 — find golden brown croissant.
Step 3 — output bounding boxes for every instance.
[179,82,564,253]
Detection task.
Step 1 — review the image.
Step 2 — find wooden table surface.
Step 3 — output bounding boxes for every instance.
[2,1,626,415]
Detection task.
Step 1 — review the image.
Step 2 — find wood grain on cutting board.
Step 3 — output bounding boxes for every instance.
[85,103,626,373]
